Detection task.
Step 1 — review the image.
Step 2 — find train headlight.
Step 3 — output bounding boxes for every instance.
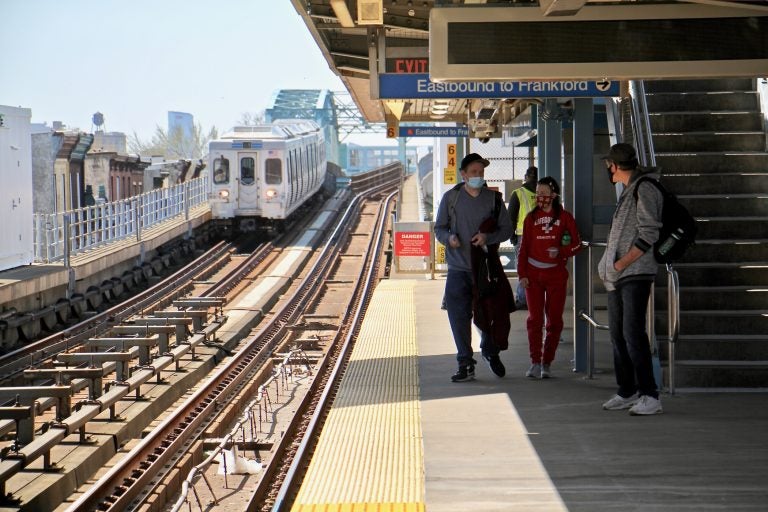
[266,189,277,199]
[218,189,230,199]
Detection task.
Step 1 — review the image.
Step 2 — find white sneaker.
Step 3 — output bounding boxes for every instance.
[629,395,663,416]
[525,363,542,378]
[541,364,551,379]
[602,392,640,410]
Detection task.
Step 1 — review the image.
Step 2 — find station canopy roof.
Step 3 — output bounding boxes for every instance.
[291,0,768,139]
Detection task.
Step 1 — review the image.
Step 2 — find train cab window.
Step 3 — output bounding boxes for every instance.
[240,157,255,185]
[265,158,282,184]
[213,157,229,184]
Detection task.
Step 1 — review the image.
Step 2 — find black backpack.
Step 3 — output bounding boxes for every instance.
[633,177,697,264]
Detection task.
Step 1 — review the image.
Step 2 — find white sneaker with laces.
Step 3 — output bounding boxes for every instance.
[629,395,663,415]
[525,363,542,378]
[602,393,640,410]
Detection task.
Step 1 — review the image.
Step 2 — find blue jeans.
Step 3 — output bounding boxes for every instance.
[513,243,526,306]
[445,270,498,367]
[607,280,659,399]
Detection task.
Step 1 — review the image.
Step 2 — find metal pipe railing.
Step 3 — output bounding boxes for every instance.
[577,240,608,379]
[33,176,209,263]
[666,263,681,394]
[629,80,657,167]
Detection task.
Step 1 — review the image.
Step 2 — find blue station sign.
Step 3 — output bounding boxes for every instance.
[399,126,469,138]
[380,73,618,99]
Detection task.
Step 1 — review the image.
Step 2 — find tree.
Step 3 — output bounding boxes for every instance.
[128,123,218,160]
[238,111,266,126]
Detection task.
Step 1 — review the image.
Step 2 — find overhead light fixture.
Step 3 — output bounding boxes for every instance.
[330,0,355,28]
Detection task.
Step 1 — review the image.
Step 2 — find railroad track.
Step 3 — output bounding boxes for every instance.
[0,165,402,511]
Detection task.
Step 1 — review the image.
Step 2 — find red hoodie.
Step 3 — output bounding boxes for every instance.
[517,207,581,280]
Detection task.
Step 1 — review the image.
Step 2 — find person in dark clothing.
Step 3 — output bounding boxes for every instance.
[598,143,664,416]
[509,166,538,309]
[434,153,513,382]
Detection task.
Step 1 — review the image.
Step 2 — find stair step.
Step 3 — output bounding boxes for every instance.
[692,218,768,239]
[655,287,768,310]
[655,152,768,173]
[643,78,756,93]
[647,91,759,112]
[677,360,768,368]
[653,132,765,152]
[671,364,768,387]
[679,197,768,218]
[650,111,763,132]
[662,174,768,195]
[657,310,768,335]
[654,264,768,287]
[670,336,768,361]
[682,241,768,263]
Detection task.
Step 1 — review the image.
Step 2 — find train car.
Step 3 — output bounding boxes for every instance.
[208,120,326,233]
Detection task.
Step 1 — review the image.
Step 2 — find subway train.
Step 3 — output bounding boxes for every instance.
[208,120,328,233]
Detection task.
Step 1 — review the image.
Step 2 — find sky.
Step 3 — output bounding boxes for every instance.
[0,0,394,145]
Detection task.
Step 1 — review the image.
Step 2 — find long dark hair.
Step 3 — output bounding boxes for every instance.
[534,176,562,228]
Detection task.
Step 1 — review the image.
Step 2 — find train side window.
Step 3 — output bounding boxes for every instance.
[240,157,255,185]
[213,157,229,184]
[265,158,282,184]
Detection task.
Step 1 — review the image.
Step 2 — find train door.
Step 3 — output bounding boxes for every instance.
[237,153,259,211]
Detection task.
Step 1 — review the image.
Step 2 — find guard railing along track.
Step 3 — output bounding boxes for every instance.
[67,176,401,511]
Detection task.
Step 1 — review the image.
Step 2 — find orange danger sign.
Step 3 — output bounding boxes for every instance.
[395,231,431,257]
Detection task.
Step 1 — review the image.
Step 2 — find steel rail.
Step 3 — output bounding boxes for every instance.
[265,189,397,511]
[65,184,387,511]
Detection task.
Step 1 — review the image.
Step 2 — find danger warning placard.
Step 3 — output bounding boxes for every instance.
[395,231,430,257]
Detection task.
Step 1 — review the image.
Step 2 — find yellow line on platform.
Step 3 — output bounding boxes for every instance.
[291,280,424,511]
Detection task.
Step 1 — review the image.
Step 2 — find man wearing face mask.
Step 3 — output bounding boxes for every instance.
[434,153,513,382]
[598,143,664,416]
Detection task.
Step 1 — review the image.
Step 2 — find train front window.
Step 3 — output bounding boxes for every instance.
[213,157,229,184]
[240,157,255,185]
[265,158,282,185]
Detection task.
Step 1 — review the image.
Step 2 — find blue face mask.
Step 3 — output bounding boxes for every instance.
[466,177,485,189]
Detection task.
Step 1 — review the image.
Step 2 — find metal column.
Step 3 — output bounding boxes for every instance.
[538,99,562,181]
[571,98,595,372]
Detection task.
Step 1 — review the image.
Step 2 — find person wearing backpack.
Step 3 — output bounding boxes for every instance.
[434,153,513,382]
[598,143,664,415]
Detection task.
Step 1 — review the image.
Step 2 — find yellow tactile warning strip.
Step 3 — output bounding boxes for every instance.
[291,280,425,512]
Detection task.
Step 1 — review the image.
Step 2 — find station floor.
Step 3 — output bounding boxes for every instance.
[293,175,768,511]
[293,275,768,512]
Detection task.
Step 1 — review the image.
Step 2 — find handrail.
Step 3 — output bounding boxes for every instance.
[629,80,657,167]
[666,263,681,394]
[577,240,607,379]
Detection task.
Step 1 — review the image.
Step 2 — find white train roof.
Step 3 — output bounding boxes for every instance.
[220,120,320,140]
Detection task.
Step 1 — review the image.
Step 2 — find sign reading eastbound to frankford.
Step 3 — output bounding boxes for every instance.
[379,73,618,99]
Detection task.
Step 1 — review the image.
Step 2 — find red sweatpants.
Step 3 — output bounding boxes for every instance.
[524,265,569,365]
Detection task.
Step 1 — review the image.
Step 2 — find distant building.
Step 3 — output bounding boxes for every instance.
[343,142,422,175]
[168,111,194,142]
[92,131,127,154]
[0,105,34,271]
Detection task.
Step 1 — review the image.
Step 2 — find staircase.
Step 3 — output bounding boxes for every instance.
[644,78,768,389]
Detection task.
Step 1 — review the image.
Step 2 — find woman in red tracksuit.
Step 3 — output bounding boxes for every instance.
[517,176,582,379]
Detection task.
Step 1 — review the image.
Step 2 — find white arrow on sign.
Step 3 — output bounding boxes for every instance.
[595,80,611,92]
[499,256,511,266]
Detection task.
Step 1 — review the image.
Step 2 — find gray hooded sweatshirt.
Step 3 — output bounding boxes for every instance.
[598,167,663,292]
